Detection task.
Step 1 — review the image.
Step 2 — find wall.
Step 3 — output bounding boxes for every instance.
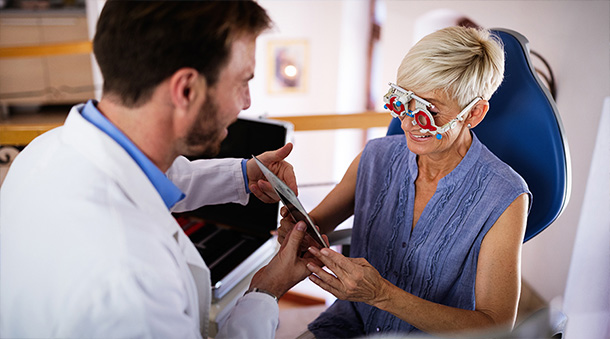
[562,97,610,338]
[251,0,372,186]
[252,0,610,303]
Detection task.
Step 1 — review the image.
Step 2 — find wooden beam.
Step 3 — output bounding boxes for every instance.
[270,111,391,131]
[0,112,392,146]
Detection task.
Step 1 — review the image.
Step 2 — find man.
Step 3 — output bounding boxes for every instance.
[0,1,314,338]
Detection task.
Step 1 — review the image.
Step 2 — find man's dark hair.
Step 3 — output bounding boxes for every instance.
[93,1,272,107]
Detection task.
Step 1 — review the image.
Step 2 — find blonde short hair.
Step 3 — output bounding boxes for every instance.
[396,26,505,107]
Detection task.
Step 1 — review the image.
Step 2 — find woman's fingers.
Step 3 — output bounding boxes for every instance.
[306,247,385,304]
[307,246,350,279]
[306,262,345,299]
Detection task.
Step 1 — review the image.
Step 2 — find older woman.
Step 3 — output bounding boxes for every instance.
[279,26,531,337]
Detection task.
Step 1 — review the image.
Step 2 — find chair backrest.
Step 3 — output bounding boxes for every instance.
[386,28,571,242]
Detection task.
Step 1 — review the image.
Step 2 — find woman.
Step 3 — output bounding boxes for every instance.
[279,26,530,337]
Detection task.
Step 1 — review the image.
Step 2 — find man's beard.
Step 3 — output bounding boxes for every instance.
[183,93,227,158]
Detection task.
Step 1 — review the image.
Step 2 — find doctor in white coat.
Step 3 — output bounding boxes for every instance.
[0,1,318,338]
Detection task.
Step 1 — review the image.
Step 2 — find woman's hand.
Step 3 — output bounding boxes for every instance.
[306,246,389,306]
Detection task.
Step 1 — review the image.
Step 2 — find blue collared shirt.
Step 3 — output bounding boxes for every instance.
[80,100,185,209]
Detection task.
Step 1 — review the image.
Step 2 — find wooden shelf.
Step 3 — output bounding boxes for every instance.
[0,110,66,145]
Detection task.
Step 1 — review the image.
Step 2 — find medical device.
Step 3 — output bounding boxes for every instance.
[383,82,480,139]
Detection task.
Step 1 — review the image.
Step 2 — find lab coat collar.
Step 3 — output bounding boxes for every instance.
[62,105,169,221]
[60,105,207,270]
[80,100,185,209]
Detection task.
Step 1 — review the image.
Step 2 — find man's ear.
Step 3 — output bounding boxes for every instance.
[169,68,206,111]
[466,99,489,129]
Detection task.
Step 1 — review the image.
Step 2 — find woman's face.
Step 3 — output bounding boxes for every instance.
[399,89,471,159]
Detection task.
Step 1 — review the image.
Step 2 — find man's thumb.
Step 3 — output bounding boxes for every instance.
[284,221,306,250]
[272,142,293,161]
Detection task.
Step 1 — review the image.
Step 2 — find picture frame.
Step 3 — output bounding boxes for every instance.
[267,39,309,94]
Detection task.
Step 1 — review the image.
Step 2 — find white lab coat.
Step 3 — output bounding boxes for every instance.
[0,105,279,338]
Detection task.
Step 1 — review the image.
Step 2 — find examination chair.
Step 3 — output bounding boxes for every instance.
[385,28,571,241]
[330,28,571,337]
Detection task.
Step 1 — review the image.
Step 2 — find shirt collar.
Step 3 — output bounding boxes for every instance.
[79,100,185,209]
[437,132,482,188]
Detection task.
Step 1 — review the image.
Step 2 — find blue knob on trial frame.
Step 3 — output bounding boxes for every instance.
[384,101,402,110]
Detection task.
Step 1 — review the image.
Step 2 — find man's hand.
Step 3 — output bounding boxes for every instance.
[246,143,297,203]
[249,222,312,298]
[277,206,328,253]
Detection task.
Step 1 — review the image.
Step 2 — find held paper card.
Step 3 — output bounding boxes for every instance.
[252,155,328,248]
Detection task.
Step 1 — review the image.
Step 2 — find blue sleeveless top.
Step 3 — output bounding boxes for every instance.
[309,133,530,337]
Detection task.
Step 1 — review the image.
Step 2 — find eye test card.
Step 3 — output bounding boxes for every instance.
[252,155,328,248]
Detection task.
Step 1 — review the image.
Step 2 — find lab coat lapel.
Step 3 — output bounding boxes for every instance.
[61,107,212,336]
[60,107,167,217]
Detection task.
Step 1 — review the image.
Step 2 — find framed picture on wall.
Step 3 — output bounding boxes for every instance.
[267,39,309,94]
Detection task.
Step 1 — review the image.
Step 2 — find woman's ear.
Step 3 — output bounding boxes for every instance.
[466,99,489,129]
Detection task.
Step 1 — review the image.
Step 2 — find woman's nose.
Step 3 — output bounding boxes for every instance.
[407,99,416,112]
